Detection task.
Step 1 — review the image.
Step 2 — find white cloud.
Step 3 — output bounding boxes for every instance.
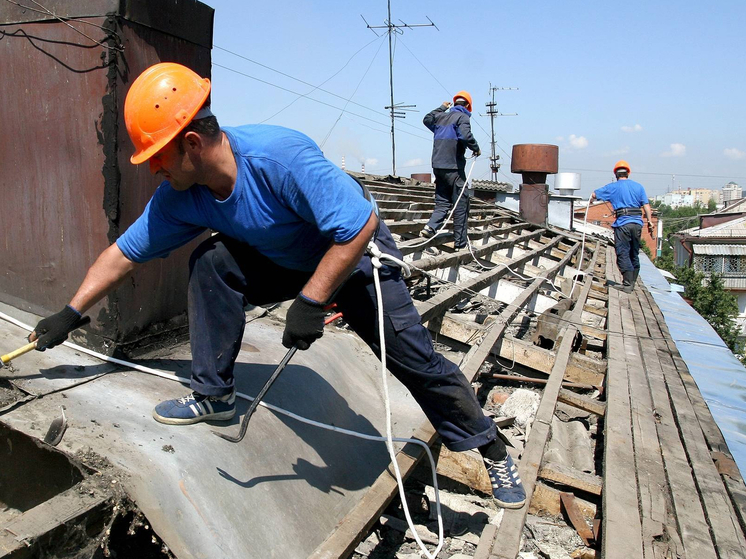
[603,146,630,157]
[661,143,686,157]
[363,157,378,167]
[568,134,588,149]
[724,148,746,160]
[621,124,643,133]
[404,158,424,167]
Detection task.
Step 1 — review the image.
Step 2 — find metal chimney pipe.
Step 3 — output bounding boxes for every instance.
[511,144,559,226]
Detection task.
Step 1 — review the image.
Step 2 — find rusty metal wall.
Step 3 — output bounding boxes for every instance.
[0,1,213,353]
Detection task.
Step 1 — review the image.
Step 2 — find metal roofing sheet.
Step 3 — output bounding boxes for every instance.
[692,244,746,255]
[640,256,746,477]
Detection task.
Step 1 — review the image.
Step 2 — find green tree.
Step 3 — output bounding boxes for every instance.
[673,266,744,358]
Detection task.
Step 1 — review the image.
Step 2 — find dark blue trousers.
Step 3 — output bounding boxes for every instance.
[187,223,497,451]
[426,168,470,249]
[613,222,642,273]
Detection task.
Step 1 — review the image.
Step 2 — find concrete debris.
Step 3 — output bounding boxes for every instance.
[500,388,541,429]
[354,530,381,556]
[424,485,502,544]
[524,517,584,559]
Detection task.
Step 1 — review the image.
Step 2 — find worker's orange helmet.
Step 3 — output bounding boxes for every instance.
[453,90,473,112]
[613,160,631,175]
[124,62,211,165]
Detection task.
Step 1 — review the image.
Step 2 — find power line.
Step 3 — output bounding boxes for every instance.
[212,62,432,143]
[214,42,434,139]
[258,35,383,124]
[320,37,386,148]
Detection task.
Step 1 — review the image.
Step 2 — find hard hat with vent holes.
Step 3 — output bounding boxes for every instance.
[125,63,211,165]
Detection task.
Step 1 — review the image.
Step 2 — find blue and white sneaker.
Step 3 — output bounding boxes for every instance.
[153,390,236,425]
[485,454,527,509]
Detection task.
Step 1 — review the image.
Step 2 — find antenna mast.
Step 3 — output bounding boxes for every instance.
[483,84,517,182]
[362,1,436,176]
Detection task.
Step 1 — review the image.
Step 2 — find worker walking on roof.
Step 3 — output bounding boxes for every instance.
[28,64,525,509]
[590,160,654,293]
[420,91,480,248]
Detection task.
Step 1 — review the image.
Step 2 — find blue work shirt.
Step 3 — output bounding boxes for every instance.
[593,179,649,227]
[117,125,374,271]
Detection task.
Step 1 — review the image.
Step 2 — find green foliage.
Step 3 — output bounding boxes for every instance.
[672,266,744,358]
[708,198,717,212]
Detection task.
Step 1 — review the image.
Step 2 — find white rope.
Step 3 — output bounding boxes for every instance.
[368,245,444,558]
[569,202,591,299]
[0,302,444,556]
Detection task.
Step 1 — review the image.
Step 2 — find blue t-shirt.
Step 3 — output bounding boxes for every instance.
[116,125,374,271]
[593,179,649,227]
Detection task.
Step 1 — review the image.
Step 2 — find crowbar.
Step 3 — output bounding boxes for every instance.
[214,311,343,443]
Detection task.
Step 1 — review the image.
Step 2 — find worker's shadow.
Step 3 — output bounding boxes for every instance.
[213,361,392,495]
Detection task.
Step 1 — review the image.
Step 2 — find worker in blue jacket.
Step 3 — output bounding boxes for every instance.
[421,91,480,248]
[28,64,525,509]
[591,160,654,293]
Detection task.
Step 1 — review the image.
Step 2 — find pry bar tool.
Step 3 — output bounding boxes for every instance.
[214,311,343,443]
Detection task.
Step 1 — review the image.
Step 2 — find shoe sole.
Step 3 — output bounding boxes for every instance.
[494,497,526,509]
[152,408,236,425]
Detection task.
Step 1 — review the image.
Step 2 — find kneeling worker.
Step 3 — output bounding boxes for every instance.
[28,63,525,508]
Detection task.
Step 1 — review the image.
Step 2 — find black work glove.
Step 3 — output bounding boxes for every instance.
[31,305,90,351]
[282,294,327,350]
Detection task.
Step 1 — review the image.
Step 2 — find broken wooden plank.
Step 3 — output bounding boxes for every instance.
[538,461,603,496]
[557,389,605,416]
[560,492,595,545]
[529,482,597,519]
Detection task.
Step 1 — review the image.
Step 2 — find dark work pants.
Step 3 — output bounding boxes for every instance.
[613,222,642,273]
[187,223,498,452]
[426,168,470,249]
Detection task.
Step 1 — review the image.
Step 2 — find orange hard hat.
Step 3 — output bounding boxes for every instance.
[125,62,211,165]
[453,90,473,112]
[613,160,631,175]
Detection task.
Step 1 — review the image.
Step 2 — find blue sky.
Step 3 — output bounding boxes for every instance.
[204,0,746,197]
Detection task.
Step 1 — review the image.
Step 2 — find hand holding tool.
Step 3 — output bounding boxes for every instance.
[30,306,90,351]
[282,293,329,350]
[214,311,342,443]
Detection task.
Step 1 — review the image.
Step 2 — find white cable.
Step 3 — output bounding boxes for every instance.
[0,305,444,554]
[368,246,444,558]
[569,202,591,299]
[407,156,478,250]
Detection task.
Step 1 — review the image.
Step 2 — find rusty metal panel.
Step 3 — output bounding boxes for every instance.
[0,2,212,353]
[0,0,213,48]
[519,184,550,226]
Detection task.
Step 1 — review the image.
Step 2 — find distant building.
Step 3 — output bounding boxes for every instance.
[655,188,717,209]
[672,212,746,339]
[723,181,742,203]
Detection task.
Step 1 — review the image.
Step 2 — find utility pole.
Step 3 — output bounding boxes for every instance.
[482,84,517,182]
[362,2,436,176]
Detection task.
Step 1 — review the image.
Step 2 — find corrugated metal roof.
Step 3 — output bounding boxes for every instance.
[692,244,746,255]
[471,179,512,192]
[682,215,746,238]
